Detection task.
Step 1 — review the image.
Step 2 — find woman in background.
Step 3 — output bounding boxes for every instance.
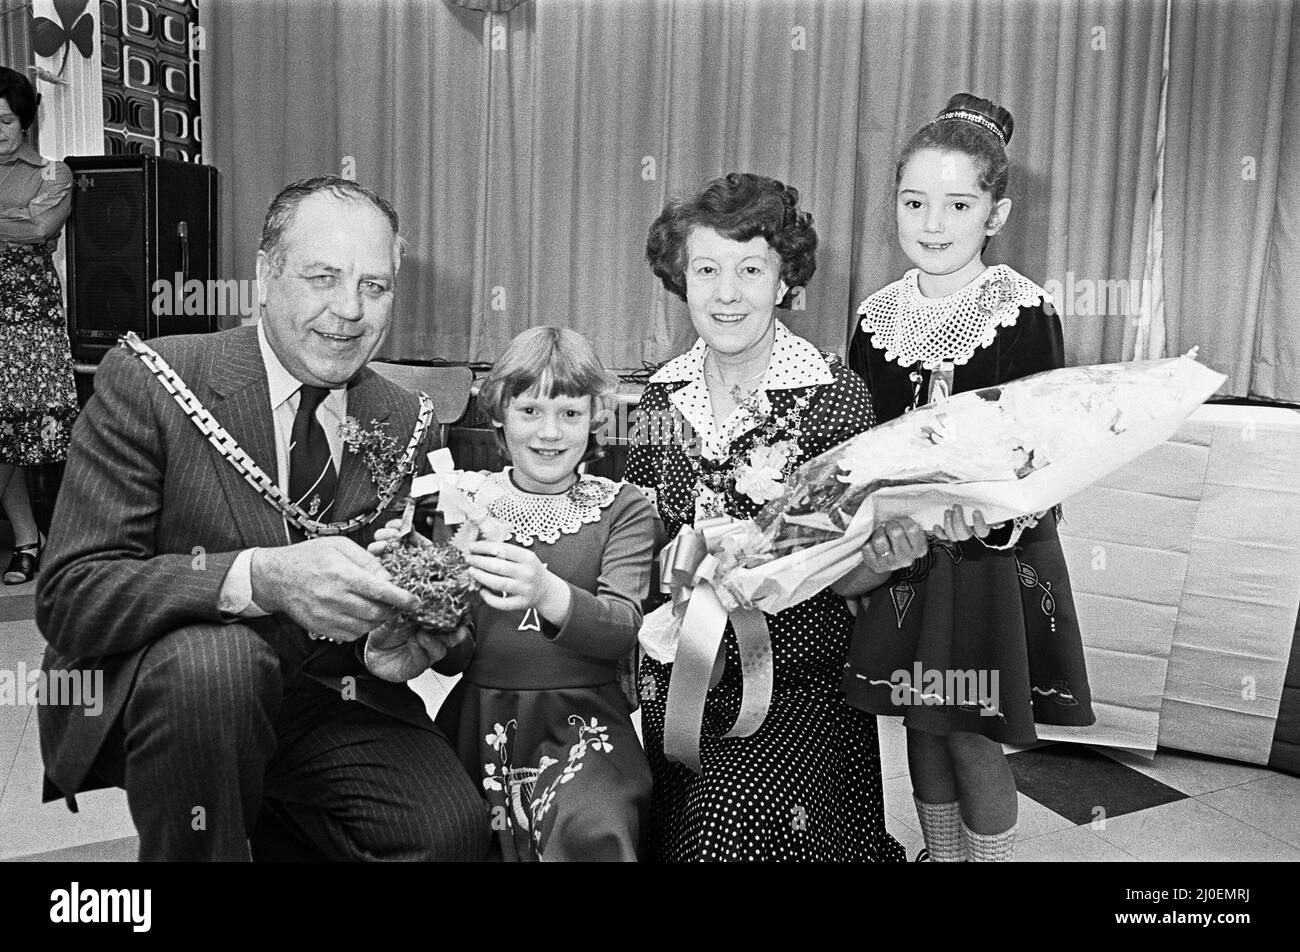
[0,66,77,584]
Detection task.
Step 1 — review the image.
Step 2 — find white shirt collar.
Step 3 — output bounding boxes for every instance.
[650,319,834,389]
[256,319,348,417]
[0,141,45,168]
[650,319,834,461]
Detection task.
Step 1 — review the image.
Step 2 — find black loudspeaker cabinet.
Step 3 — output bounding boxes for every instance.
[64,155,218,362]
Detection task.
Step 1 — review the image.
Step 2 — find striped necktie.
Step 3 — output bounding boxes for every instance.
[288,384,338,523]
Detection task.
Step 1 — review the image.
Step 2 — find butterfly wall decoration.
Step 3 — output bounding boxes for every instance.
[31,0,95,77]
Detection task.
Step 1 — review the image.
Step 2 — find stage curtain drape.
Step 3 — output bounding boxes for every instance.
[844,0,1166,369]
[200,0,488,360]
[1163,0,1300,401]
[201,0,1296,398]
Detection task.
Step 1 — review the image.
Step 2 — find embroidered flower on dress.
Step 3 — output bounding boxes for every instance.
[568,478,608,508]
[530,716,613,833]
[583,717,614,753]
[976,270,1017,316]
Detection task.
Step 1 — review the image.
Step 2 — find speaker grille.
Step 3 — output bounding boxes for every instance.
[66,158,216,360]
[72,169,144,253]
[77,265,143,339]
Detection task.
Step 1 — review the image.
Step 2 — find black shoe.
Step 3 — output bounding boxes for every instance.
[4,541,40,585]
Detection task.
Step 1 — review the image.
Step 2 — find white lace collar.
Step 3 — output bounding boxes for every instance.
[650,319,833,460]
[857,264,1050,370]
[465,469,621,546]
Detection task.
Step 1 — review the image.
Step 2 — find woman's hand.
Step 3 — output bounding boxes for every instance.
[931,506,992,543]
[833,517,929,598]
[861,518,930,574]
[367,518,434,557]
[363,619,471,683]
[465,540,572,626]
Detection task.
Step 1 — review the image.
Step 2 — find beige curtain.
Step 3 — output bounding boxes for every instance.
[472,0,887,365]
[201,0,1224,377]
[445,0,1170,368]
[845,0,1167,368]
[200,0,487,360]
[1163,0,1300,401]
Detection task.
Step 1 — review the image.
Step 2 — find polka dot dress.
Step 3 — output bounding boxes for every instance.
[626,347,906,862]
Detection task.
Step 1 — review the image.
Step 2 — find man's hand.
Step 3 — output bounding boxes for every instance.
[363,619,471,683]
[250,536,419,641]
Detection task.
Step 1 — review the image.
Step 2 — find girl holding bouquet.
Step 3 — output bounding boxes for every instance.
[369,326,655,861]
[844,94,1095,861]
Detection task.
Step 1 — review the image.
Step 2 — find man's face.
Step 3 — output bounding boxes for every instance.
[256,191,398,388]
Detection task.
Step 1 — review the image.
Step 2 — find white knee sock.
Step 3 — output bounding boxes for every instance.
[913,796,966,862]
[962,819,1017,862]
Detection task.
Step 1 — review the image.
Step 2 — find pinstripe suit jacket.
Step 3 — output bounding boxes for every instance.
[35,325,440,804]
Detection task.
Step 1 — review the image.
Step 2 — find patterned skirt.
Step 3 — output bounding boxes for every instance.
[842,515,1096,745]
[0,242,78,466]
[435,679,651,861]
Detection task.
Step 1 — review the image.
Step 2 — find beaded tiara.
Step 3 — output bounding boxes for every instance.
[927,108,1009,147]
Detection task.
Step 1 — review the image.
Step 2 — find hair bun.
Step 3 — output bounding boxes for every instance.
[938,92,1014,146]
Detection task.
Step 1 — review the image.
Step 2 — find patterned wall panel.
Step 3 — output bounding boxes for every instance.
[100,0,201,162]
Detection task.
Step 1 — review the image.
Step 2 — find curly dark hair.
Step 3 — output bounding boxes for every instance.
[0,66,40,130]
[645,172,817,308]
[896,93,1014,206]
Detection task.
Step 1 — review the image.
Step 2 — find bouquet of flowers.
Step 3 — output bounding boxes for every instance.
[701,352,1226,615]
[377,537,480,632]
[343,422,506,633]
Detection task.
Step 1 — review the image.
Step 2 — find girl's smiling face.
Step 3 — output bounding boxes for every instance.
[498,390,594,494]
[896,147,1011,296]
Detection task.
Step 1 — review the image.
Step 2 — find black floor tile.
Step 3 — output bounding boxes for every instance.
[1009,743,1187,825]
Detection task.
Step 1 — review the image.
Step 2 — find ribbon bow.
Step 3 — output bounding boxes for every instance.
[658,519,774,774]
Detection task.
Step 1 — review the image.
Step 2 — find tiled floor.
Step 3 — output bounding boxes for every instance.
[3,563,1298,862]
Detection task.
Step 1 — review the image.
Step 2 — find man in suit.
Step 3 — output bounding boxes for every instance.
[35,176,489,861]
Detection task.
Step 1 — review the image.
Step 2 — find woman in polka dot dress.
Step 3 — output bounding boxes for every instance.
[625,172,909,861]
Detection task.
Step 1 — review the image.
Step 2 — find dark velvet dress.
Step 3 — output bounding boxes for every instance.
[433,472,655,860]
[625,321,906,862]
[843,267,1096,745]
